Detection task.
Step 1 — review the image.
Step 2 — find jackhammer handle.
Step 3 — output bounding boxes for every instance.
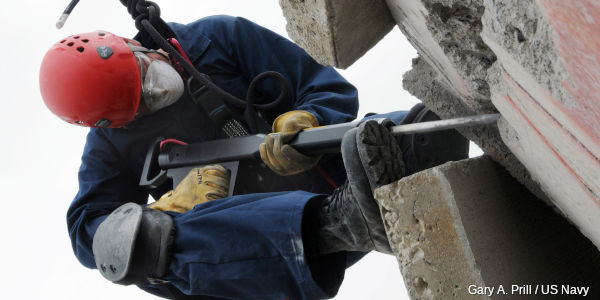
[289,122,358,155]
[156,123,353,170]
[140,137,169,189]
[141,115,499,189]
[156,119,384,170]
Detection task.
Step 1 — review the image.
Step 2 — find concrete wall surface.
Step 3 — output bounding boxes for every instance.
[375,157,600,299]
[386,0,600,249]
[278,0,600,256]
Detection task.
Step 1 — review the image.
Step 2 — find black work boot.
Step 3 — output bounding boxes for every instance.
[316,120,404,255]
[399,103,470,175]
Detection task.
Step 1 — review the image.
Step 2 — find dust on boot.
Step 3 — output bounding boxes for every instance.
[315,120,403,255]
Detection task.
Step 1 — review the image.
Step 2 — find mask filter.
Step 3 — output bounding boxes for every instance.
[141,59,184,112]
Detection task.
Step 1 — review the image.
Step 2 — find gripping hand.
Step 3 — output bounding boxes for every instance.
[149,165,230,213]
[259,110,321,176]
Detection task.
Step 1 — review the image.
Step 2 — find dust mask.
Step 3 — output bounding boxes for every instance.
[141,59,184,112]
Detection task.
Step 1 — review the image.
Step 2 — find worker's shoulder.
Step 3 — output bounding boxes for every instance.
[170,15,260,38]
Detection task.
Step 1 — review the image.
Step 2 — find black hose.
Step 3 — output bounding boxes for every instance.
[121,0,290,133]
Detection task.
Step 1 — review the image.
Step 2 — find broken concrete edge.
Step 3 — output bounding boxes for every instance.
[280,0,334,66]
[480,0,600,247]
[277,0,600,250]
[390,0,549,208]
[377,170,485,299]
[375,156,600,299]
[279,0,396,68]
[402,55,550,205]
[392,0,600,249]
[386,0,497,105]
[375,158,486,299]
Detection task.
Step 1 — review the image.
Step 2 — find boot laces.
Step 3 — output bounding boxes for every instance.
[322,181,353,217]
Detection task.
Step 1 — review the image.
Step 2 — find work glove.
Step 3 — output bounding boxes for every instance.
[259,110,321,176]
[149,165,230,213]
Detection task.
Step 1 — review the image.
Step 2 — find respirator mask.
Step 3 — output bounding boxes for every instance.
[132,46,184,113]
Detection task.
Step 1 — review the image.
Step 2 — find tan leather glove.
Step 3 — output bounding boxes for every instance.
[259,110,321,176]
[149,165,230,213]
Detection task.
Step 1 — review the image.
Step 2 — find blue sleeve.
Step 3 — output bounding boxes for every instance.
[192,16,359,125]
[66,129,149,268]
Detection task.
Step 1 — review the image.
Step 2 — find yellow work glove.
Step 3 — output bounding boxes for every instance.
[259,110,321,176]
[149,165,230,213]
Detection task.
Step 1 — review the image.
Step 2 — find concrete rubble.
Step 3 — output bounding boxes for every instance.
[279,0,600,250]
[375,157,600,299]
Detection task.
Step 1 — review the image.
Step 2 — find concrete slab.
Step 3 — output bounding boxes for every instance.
[388,0,548,202]
[278,0,600,250]
[279,0,395,68]
[402,56,548,202]
[375,156,600,299]
[480,0,600,248]
[389,0,600,248]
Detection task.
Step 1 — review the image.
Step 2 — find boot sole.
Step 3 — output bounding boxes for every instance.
[356,120,406,191]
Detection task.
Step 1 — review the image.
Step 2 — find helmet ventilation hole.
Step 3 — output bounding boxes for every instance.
[60,40,66,43]
[82,39,89,43]
[73,36,80,39]
[77,47,85,53]
[67,42,74,47]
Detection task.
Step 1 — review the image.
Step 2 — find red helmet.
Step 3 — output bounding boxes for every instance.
[39,31,142,128]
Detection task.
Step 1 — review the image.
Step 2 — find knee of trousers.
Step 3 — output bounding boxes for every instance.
[92,202,174,285]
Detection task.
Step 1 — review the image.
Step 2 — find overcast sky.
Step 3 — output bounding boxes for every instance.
[0,1,432,299]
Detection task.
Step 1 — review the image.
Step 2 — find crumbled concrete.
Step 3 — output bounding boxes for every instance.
[279,0,395,68]
[389,0,600,248]
[480,0,574,107]
[386,0,496,109]
[387,0,550,203]
[402,56,548,203]
[480,0,600,247]
[278,0,600,249]
[375,157,600,299]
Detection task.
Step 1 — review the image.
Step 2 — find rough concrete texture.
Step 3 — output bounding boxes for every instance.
[388,0,548,203]
[402,56,548,203]
[389,0,600,248]
[481,0,600,248]
[375,156,600,299]
[279,0,395,68]
[386,0,497,110]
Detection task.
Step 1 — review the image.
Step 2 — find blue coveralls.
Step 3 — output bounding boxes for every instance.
[67,15,405,300]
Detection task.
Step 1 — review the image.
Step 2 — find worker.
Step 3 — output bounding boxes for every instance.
[39,15,467,299]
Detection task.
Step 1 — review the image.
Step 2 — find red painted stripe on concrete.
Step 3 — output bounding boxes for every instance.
[502,86,600,206]
[538,0,600,148]
[501,72,600,166]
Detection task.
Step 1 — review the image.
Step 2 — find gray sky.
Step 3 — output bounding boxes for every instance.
[0,1,432,299]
